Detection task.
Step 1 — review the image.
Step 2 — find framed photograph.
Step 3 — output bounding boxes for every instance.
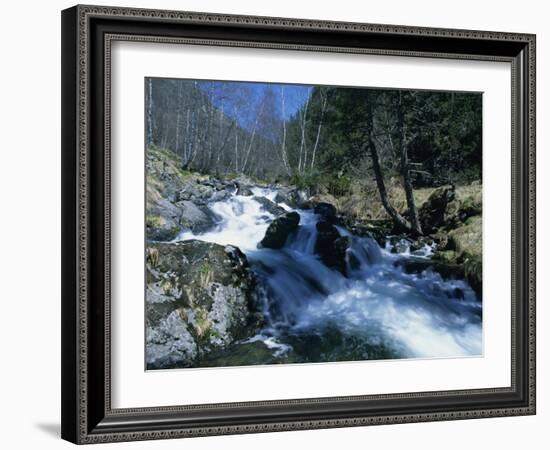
[61,5,536,444]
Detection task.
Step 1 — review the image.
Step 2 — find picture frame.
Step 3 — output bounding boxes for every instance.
[61,4,536,444]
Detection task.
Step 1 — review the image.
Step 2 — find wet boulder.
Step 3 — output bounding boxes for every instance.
[395,256,464,282]
[253,196,286,217]
[314,202,337,223]
[314,219,350,274]
[274,187,310,208]
[235,182,254,196]
[177,200,219,233]
[274,188,294,206]
[210,189,232,202]
[387,236,412,254]
[145,240,262,369]
[258,211,300,249]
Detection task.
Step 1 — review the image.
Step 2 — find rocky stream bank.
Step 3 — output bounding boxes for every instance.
[145,147,483,369]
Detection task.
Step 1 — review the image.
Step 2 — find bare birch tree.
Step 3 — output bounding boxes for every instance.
[310,87,329,170]
[279,86,291,175]
[297,87,312,174]
[146,78,154,147]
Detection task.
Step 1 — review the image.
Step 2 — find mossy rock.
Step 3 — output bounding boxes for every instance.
[435,215,482,296]
[198,340,297,367]
[463,254,482,297]
[145,240,263,369]
[446,215,482,258]
[418,185,457,233]
[146,214,181,241]
[432,250,459,265]
[456,184,482,221]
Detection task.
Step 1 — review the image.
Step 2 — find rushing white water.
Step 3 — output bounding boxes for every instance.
[174,187,482,362]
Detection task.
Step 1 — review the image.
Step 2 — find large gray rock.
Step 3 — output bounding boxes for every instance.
[258,212,300,249]
[146,148,225,240]
[274,187,310,208]
[177,182,216,205]
[145,240,262,369]
[235,182,254,196]
[146,197,183,241]
[177,201,218,233]
[146,310,197,369]
[253,196,286,217]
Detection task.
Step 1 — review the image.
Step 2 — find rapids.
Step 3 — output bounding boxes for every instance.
[174,187,482,364]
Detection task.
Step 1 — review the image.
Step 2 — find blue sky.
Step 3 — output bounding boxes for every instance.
[197,80,311,127]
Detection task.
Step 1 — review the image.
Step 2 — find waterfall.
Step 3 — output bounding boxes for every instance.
[174,186,482,362]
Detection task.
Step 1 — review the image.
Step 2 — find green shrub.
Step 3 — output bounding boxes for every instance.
[291,171,321,192]
[325,174,352,197]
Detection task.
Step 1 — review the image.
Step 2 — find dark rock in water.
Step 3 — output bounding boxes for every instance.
[253,196,286,217]
[198,340,296,367]
[235,182,254,196]
[274,187,310,208]
[178,200,218,233]
[316,218,339,236]
[419,185,459,233]
[259,211,300,249]
[210,189,232,202]
[387,235,411,254]
[334,236,352,274]
[314,202,337,222]
[410,236,435,253]
[274,188,295,206]
[394,256,465,284]
[393,241,410,254]
[314,219,350,274]
[295,194,312,209]
[451,287,465,300]
[145,240,262,370]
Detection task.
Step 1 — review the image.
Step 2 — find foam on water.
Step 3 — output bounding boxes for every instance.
[174,187,482,361]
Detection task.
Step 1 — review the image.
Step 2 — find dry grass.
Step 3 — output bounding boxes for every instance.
[337,178,481,224]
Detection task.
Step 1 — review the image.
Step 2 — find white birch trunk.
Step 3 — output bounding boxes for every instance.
[311,89,328,170]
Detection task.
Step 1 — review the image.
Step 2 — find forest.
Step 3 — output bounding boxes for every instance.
[145,78,483,370]
[146,78,481,237]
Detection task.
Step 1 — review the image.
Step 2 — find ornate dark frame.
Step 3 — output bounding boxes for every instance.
[61,4,536,444]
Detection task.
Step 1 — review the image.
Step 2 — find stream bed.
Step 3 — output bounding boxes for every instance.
[173,186,482,366]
